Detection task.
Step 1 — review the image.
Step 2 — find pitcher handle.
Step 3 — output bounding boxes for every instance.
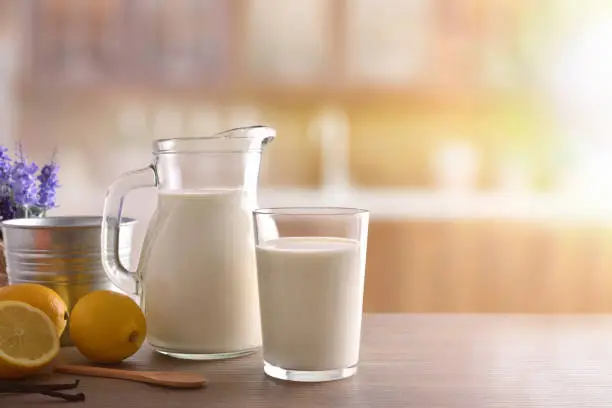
[101,165,158,295]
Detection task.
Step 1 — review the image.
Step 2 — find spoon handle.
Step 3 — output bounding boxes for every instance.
[55,364,207,389]
[56,364,150,383]
[55,365,206,388]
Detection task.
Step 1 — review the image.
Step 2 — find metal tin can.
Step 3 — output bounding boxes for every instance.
[1,216,136,346]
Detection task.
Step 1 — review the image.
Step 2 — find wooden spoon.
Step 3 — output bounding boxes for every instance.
[55,364,207,389]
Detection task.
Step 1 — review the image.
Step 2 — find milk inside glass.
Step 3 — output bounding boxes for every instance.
[256,237,364,371]
[140,189,261,356]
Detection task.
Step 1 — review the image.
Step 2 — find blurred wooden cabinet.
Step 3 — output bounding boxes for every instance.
[364,219,612,314]
[24,0,234,87]
[19,0,540,97]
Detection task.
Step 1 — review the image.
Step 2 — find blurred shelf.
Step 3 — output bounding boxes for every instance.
[259,188,612,223]
[17,81,537,108]
[17,0,542,106]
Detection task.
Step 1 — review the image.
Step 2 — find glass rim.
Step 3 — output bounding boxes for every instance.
[254,207,369,216]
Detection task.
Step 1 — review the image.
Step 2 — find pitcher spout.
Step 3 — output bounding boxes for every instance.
[155,125,275,155]
[215,125,276,149]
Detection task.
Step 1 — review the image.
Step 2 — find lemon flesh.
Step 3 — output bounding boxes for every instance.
[0,300,60,379]
[0,284,68,337]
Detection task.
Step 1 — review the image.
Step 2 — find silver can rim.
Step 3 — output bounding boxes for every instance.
[2,216,137,229]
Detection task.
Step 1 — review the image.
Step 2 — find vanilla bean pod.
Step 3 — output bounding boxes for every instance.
[0,379,85,402]
[40,390,86,402]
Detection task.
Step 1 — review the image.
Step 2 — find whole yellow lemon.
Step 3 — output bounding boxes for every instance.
[0,283,68,337]
[69,290,146,363]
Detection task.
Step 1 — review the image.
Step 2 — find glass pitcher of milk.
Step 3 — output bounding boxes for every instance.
[101,126,275,360]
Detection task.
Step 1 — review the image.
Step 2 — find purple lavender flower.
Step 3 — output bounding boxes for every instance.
[0,145,60,221]
[0,195,15,221]
[0,147,15,220]
[0,147,11,197]
[37,161,60,210]
[10,147,39,208]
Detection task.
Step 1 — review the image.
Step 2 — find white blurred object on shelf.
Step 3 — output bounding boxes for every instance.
[308,106,350,196]
[431,141,479,193]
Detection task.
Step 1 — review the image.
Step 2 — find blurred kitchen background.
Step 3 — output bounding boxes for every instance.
[2,0,612,313]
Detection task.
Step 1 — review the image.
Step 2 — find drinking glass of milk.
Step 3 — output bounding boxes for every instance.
[253,207,369,382]
[101,126,275,360]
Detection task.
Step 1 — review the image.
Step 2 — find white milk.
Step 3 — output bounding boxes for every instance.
[140,190,261,355]
[256,237,364,371]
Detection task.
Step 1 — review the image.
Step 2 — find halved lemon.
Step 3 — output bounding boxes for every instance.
[0,284,69,337]
[0,300,60,379]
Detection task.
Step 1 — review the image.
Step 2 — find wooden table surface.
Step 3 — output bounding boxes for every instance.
[5,314,612,407]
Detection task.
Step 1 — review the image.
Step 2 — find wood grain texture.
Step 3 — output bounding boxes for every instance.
[364,221,612,313]
[6,314,612,407]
